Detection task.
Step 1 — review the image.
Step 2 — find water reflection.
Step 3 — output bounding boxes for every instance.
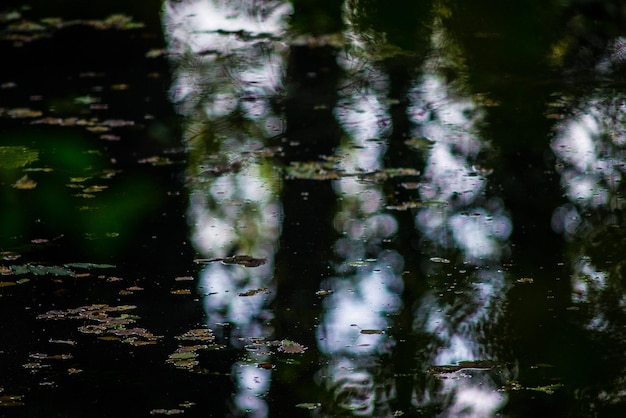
[551,34,626,413]
[316,23,402,414]
[163,0,289,415]
[164,0,516,415]
[319,4,514,416]
[161,0,626,416]
[407,19,512,417]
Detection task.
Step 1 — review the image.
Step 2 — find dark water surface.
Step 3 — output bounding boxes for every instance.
[2,1,626,417]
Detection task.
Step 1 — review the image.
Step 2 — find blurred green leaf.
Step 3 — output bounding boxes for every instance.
[0,146,38,169]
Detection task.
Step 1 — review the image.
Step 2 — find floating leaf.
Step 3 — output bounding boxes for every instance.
[500,381,523,391]
[8,264,74,276]
[0,146,38,169]
[37,304,160,345]
[74,95,99,105]
[400,182,421,190]
[138,156,173,166]
[150,409,185,415]
[64,263,115,269]
[0,394,23,406]
[223,255,267,267]
[386,201,448,210]
[526,383,563,395]
[171,289,191,295]
[12,175,37,189]
[166,345,209,370]
[7,107,42,118]
[517,277,534,284]
[238,288,269,297]
[146,49,166,58]
[82,185,108,193]
[49,339,76,345]
[360,329,385,335]
[285,160,422,182]
[176,328,215,342]
[0,281,17,288]
[347,260,369,267]
[428,360,501,375]
[278,340,307,354]
[194,255,267,268]
[296,403,321,410]
[169,352,196,360]
[405,137,435,150]
[22,361,49,369]
[0,251,20,261]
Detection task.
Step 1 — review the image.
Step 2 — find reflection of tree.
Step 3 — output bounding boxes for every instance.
[552,86,626,414]
[310,3,515,416]
[163,0,626,415]
[163,1,290,416]
[545,6,626,413]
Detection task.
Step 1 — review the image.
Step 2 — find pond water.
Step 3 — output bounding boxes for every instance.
[2,1,626,417]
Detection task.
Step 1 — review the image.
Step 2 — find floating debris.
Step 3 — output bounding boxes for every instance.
[64,263,115,269]
[0,145,38,168]
[0,281,17,288]
[285,160,420,181]
[49,339,77,346]
[194,255,267,268]
[238,288,270,297]
[170,289,192,295]
[37,304,162,346]
[404,137,435,150]
[387,200,448,210]
[166,345,208,370]
[350,324,385,335]
[359,329,385,335]
[29,353,73,360]
[428,360,502,375]
[0,394,23,407]
[499,380,562,394]
[517,277,534,284]
[277,340,307,354]
[400,182,421,190]
[6,107,42,119]
[526,383,564,395]
[150,409,185,415]
[176,328,215,343]
[295,403,321,410]
[12,175,37,189]
[429,257,451,264]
